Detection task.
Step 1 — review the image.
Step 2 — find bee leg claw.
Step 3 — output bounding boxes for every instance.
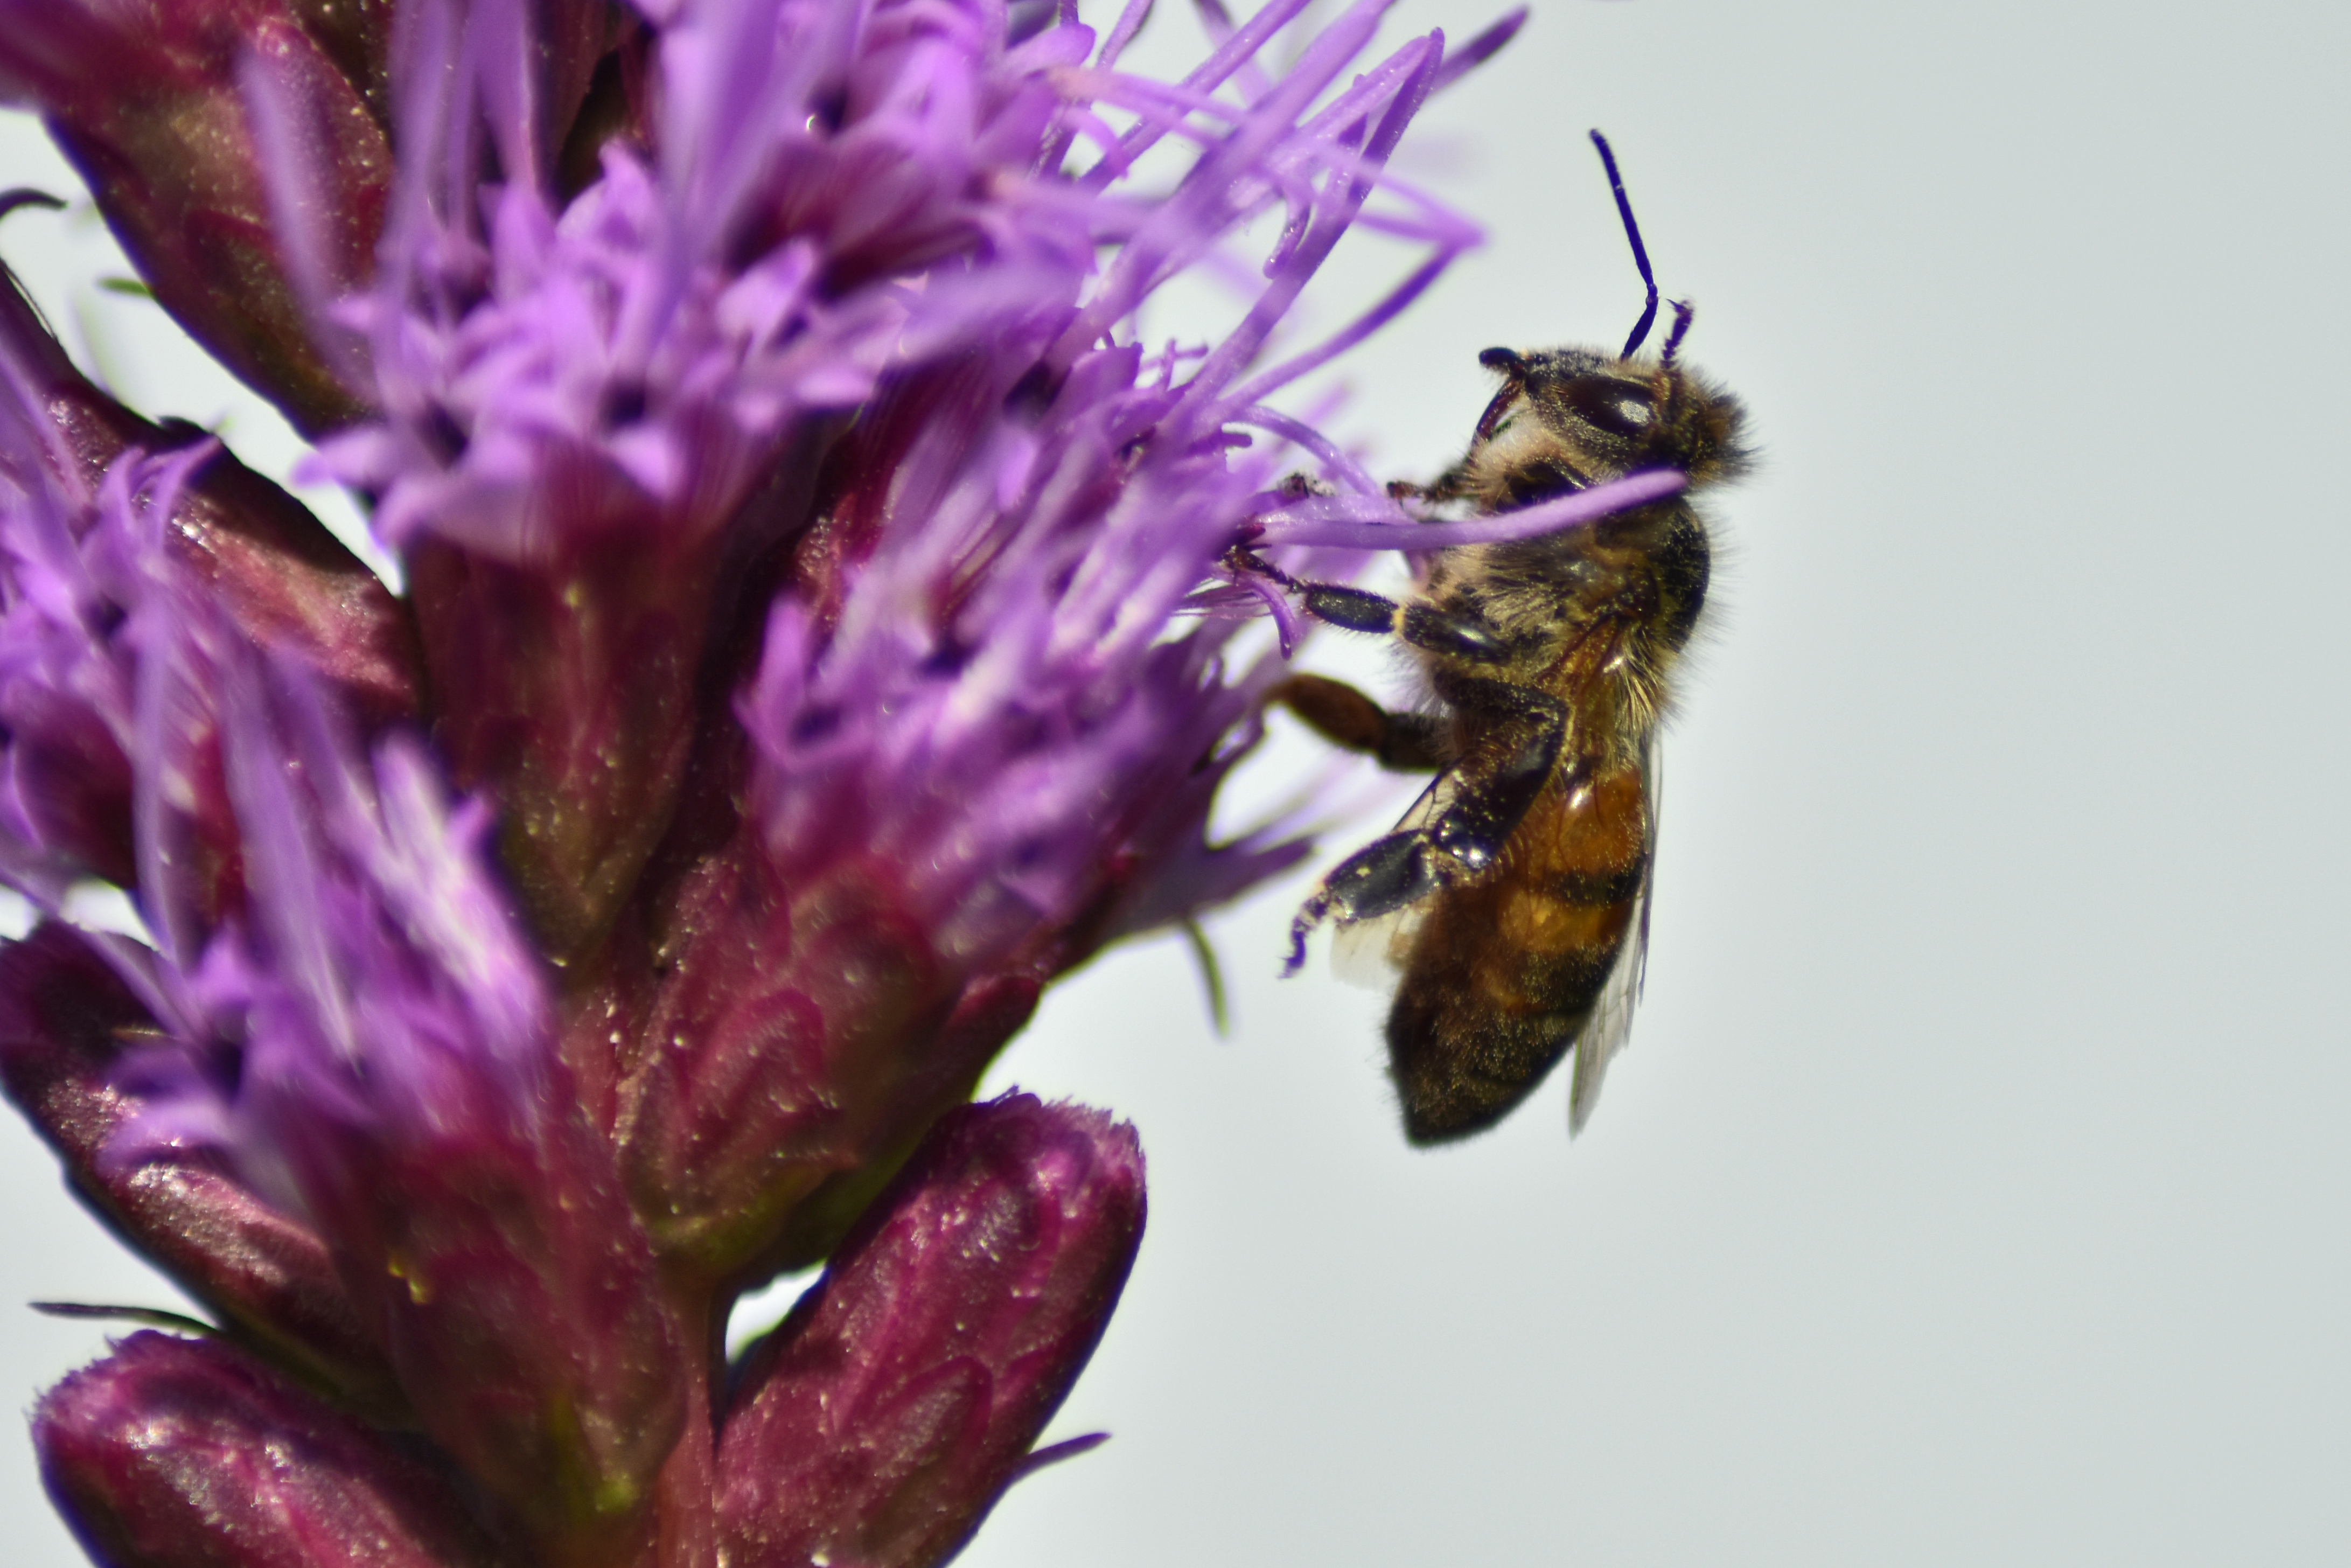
[1283,919,1313,976]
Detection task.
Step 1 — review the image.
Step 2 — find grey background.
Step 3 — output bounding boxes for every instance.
[5,0,2350,1562]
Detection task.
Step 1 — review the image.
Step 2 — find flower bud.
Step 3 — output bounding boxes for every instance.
[284,0,396,117]
[401,529,724,964]
[618,845,964,1274]
[280,1066,688,1552]
[741,972,1049,1279]
[0,923,401,1413]
[717,1093,1144,1568]
[36,1330,500,1568]
[0,2,390,434]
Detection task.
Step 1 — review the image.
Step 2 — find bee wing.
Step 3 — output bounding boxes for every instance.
[1331,904,1425,988]
[1566,737,1659,1135]
[1329,770,1455,989]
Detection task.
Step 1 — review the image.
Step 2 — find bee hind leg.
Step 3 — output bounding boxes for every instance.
[1286,831,1441,975]
[1286,677,1566,974]
[1420,674,1569,874]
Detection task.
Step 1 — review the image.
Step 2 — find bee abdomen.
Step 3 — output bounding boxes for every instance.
[1548,862,1647,905]
[1385,768,1648,1143]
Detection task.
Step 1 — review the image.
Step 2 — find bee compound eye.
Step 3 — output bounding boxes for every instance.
[1563,379,1654,438]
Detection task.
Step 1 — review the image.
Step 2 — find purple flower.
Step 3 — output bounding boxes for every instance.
[0,0,1668,1563]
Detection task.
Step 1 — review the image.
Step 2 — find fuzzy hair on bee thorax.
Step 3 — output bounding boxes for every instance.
[1400,342,1749,768]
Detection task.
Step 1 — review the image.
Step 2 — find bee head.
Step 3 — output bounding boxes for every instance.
[1442,136,1747,508]
[1464,345,1747,499]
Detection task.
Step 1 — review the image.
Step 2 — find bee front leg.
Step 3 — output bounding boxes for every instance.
[1285,580,1517,667]
[1227,548,1514,665]
[1387,469,1472,506]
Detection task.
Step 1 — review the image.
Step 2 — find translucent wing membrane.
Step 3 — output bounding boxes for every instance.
[1566,733,1659,1134]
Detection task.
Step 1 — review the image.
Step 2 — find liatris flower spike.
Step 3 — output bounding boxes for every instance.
[0,1,1671,1564]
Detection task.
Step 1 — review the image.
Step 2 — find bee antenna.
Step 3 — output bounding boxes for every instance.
[1659,301,1694,367]
[1588,130,1659,359]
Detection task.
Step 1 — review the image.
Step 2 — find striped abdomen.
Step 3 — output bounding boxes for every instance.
[1385,761,1649,1143]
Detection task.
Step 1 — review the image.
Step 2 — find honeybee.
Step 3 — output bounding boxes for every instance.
[1256,131,1750,1144]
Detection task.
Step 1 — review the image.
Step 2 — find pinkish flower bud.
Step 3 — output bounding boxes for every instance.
[736,972,1047,1278]
[403,529,725,964]
[283,0,396,116]
[0,923,401,1414]
[303,1091,690,1553]
[274,0,622,138]
[36,1329,501,1568]
[716,1093,1145,1568]
[0,1,392,434]
[618,842,967,1276]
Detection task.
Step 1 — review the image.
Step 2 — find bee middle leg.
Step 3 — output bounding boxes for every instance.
[1267,674,1451,771]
